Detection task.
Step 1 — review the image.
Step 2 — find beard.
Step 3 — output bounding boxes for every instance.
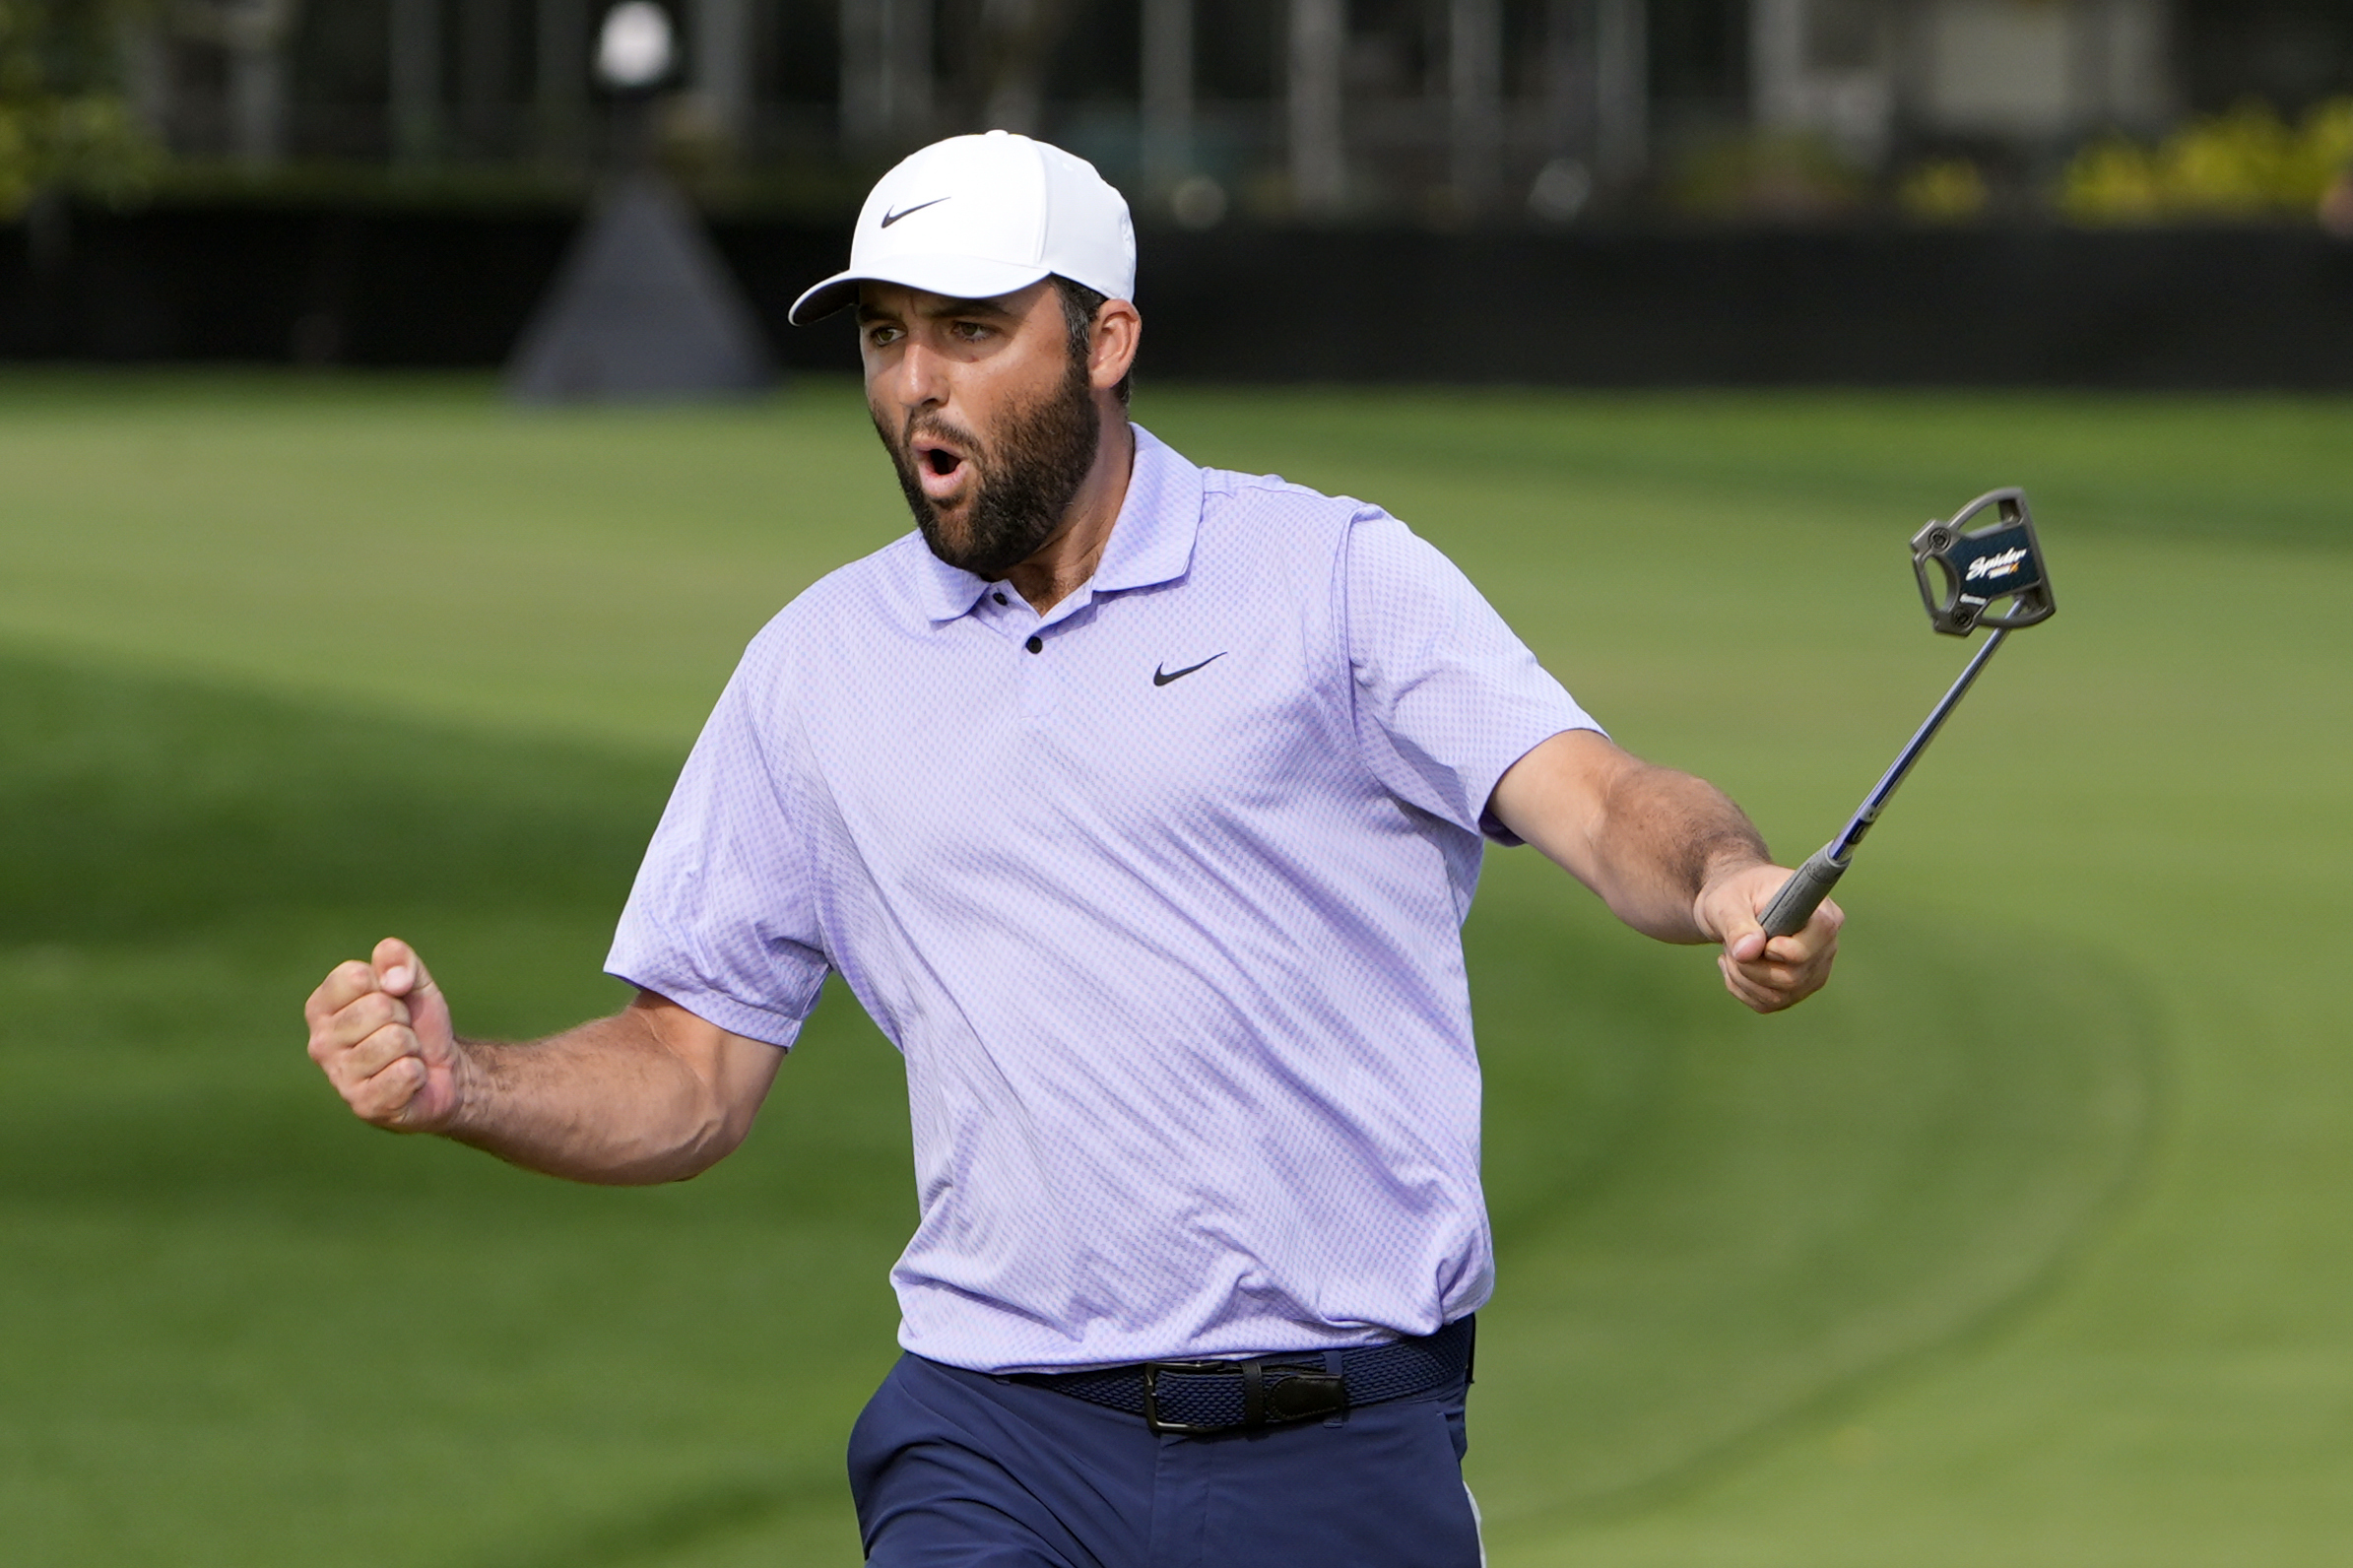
[875,352,1101,579]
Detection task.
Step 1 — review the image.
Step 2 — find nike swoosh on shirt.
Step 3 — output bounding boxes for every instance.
[1152,654,1226,686]
[880,198,948,228]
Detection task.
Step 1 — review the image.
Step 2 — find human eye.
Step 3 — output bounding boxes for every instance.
[865,323,904,348]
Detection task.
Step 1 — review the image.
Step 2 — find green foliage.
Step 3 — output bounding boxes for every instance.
[0,0,158,218]
[2059,98,2353,225]
[1669,130,1869,221]
[1896,157,1989,224]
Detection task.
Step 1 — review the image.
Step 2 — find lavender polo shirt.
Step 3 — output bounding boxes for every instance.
[607,425,1600,1373]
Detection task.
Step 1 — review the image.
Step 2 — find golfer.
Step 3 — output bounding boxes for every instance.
[304,131,1839,1566]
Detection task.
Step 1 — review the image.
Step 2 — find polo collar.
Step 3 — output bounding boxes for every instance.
[913,551,994,623]
[912,423,1202,623]
[1092,425,1202,593]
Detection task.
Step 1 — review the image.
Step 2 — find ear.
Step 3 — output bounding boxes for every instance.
[1088,298,1143,392]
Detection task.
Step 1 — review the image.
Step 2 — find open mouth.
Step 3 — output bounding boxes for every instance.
[911,437,971,501]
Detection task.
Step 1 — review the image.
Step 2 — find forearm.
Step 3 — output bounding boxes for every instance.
[443,1007,741,1185]
[1577,763,1770,941]
[1487,732,1837,1010]
[1491,731,1770,943]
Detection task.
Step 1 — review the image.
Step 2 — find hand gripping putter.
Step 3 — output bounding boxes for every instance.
[1756,488,2058,940]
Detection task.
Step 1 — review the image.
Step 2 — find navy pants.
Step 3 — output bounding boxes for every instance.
[847,1352,1484,1568]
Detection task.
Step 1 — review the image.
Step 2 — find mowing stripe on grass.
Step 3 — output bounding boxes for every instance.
[5,374,2344,1565]
[1,647,2157,1565]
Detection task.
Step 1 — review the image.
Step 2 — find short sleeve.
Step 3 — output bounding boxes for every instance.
[1343,509,1603,845]
[605,646,831,1048]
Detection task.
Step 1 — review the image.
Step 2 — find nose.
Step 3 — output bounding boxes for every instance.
[888,336,950,414]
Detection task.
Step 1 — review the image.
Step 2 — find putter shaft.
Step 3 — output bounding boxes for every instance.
[1758,627,2009,939]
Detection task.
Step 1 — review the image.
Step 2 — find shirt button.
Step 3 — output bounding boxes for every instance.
[1025,635,1043,654]
[993,593,1008,606]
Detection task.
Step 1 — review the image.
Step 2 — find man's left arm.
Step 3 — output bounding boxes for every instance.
[1487,729,1840,1013]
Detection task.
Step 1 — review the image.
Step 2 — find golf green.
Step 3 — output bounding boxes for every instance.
[1,374,2345,1566]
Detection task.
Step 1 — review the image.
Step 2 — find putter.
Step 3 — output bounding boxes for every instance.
[1757,488,2058,940]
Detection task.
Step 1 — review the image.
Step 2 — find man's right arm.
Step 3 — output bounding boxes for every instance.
[303,938,784,1185]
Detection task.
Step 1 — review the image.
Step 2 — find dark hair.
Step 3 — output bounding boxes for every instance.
[1052,276,1133,406]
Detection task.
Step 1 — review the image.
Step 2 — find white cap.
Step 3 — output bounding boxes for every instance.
[789,131,1137,326]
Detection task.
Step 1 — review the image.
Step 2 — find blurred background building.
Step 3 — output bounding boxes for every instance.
[94,2,2353,225]
[7,2,2353,381]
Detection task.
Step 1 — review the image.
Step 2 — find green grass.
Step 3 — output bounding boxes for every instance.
[1,373,2347,1566]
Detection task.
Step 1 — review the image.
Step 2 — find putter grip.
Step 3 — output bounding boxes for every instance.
[1759,846,1848,939]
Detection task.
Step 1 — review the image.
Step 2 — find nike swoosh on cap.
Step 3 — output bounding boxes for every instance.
[1152,654,1225,686]
[880,197,948,228]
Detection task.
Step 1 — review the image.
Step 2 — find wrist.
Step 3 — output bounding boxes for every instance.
[432,1036,489,1138]
[1700,845,1771,887]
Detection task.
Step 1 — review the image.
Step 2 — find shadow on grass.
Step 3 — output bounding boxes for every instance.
[0,642,677,948]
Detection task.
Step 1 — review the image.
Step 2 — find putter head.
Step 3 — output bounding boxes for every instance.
[1911,488,2057,636]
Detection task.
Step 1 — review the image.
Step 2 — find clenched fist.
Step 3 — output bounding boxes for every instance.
[304,938,465,1132]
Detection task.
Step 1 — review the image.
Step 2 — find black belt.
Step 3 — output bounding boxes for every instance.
[1019,1317,1474,1436]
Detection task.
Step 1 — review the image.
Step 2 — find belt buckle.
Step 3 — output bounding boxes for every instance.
[1141,1359,1235,1436]
[1140,1357,1350,1436]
